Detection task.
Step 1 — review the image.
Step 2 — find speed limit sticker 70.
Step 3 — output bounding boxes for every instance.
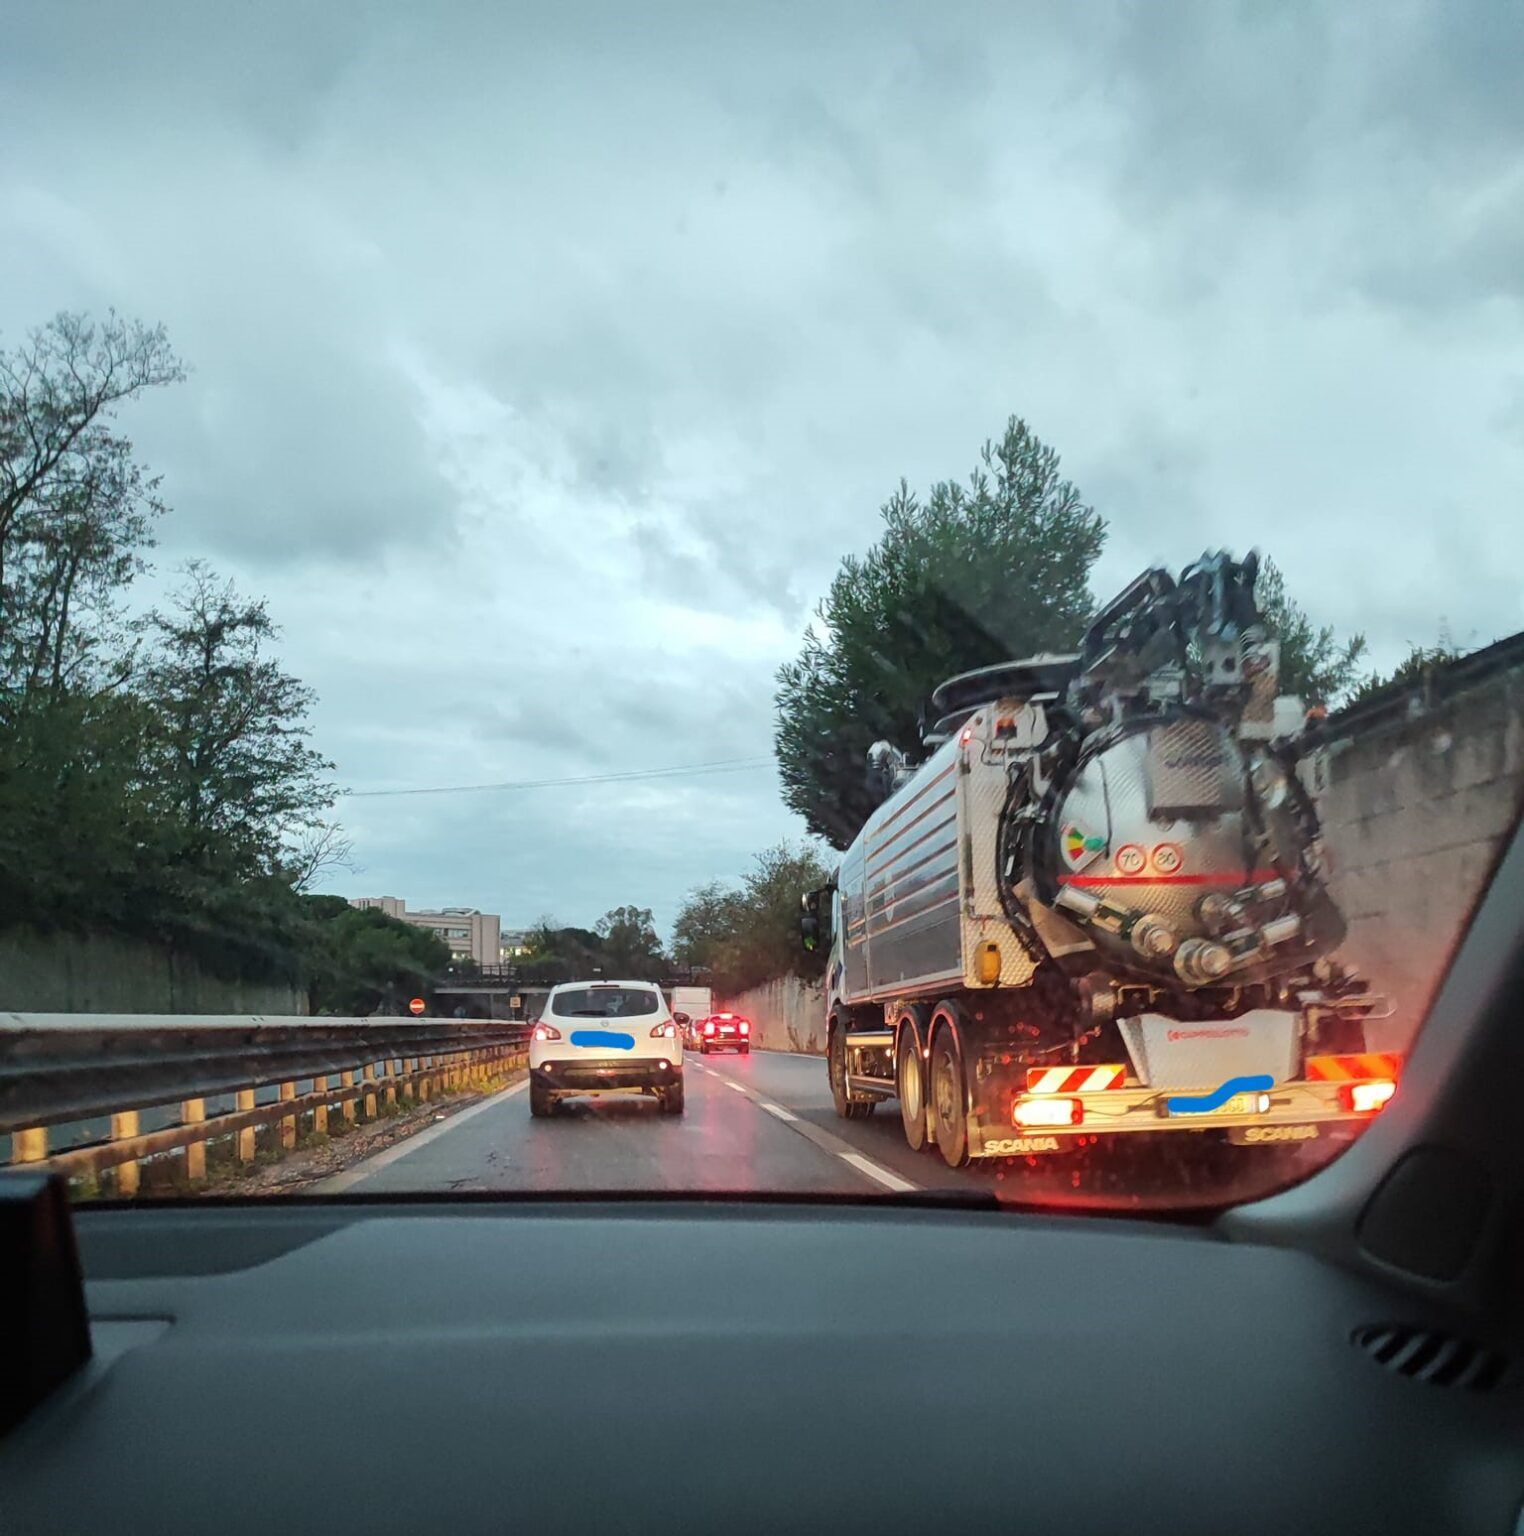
[1150,842,1185,876]
[1114,844,1147,876]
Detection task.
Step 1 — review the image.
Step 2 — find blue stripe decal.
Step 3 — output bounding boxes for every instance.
[1167,1074,1274,1114]
[569,1030,635,1051]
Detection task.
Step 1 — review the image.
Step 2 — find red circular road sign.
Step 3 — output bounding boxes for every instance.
[408,997,426,1016]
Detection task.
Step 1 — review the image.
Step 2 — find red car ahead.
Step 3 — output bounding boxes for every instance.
[699,1012,750,1055]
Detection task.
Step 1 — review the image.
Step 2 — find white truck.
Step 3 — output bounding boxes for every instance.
[801,551,1396,1168]
[669,985,713,1029]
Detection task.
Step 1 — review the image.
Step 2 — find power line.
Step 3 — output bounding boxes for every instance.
[339,755,774,800]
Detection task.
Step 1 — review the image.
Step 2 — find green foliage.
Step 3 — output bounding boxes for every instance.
[0,311,349,992]
[1344,636,1468,709]
[140,562,335,878]
[301,899,452,1015]
[670,841,831,996]
[596,904,666,980]
[517,919,608,986]
[1255,557,1368,707]
[775,417,1105,846]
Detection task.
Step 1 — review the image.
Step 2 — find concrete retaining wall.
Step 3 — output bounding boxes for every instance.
[1300,655,1524,1053]
[729,643,1524,1062]
[720,973,828,1056]
[0,929,307,1015]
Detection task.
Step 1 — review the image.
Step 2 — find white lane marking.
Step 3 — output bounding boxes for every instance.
[838,1151,918,1194]
[761,1102,798,1122]
[724,1080,749,1093]
[312,1079,529,1194]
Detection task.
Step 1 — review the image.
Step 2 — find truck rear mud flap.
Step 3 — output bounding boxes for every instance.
[969,1078,1389,1158]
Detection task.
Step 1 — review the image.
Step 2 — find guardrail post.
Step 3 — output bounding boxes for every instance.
[11,1125,47,1165]
[237,1088,257,1162]
[182,1099,206,1182]
[401,1058,415,1102]
[340,1070,356,1125]
[111,1110,141,1196]
[419,1056,431,1102]
[278,1081,297,1150]
[312,1077,329,1134]
[384,1058,397,1109]
[363,1062,377,1119]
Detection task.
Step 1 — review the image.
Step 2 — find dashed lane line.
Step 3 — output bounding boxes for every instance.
[838,1151,918,1194]
[698,1058,923,1195]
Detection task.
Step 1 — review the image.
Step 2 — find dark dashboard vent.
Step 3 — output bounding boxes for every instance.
[1352,1324,1509,1391]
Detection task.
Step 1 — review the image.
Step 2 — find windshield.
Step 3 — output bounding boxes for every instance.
[3,2,1520,1215]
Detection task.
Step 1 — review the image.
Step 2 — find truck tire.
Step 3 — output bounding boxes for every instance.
[829,1024,875,1120]
[529,1074,555,1118]
[896,1027,929,1152]
[661,1077,685,1115]
[928,1025,970,1168]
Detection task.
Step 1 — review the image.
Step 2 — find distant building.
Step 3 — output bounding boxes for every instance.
[350,898,502,969]
[500,930,532,962]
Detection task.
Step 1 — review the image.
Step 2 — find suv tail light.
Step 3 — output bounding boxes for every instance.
[532,1024,561,1042]
[651,1022,677,1039]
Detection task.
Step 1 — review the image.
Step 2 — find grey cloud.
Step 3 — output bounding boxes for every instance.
[5,0,1521,925]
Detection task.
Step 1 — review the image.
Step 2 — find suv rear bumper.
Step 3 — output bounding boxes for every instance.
[536,1058,681,1093]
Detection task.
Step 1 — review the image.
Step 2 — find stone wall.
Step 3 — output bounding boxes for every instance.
[0,929,307,1015]
[719,973,828,1055]
[1299,649,1524,1054]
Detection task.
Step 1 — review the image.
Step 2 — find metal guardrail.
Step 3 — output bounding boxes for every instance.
[0,1013,531,1191]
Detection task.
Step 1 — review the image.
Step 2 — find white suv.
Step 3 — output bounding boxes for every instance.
[528,981,684,1117]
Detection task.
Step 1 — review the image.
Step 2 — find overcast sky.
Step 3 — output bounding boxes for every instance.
[3,1,1521,935]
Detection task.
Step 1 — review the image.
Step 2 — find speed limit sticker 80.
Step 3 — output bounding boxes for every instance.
[1150,842,1185,876]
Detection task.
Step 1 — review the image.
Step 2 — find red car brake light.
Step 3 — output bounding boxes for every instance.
[703,1020,716,1036]
[739,1021,750,1035]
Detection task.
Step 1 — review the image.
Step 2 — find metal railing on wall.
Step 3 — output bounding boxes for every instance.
[0,1013,531,1193]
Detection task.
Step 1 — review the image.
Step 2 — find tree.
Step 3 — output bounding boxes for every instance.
[517,918,607,986]
[596,904,666,980]
[300,897,453,1015]
[669,841,831,996]
[775,417,1105,846]
[141,562,336,879]
[1255,556,1367,707]
[669,879,740,973]
[1345,633,1468,709]
[1,311,183,713]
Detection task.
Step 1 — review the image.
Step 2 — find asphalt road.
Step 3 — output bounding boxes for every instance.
[324,1048,1330,1210]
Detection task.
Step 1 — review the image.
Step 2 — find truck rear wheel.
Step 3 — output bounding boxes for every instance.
[829,1024,874,1120]
[896,1028,929,1152]
[929,1026,970,1169]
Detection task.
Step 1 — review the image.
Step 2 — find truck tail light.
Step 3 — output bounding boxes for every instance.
[532,1024,561,1042]
[1341,1079,1396,1114]
[1012,1096,1083,1128]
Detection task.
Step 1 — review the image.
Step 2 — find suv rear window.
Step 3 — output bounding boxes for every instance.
[550,987,661,1018]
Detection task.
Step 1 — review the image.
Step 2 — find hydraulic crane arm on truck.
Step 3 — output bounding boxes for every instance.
[800,550,1396,1168]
